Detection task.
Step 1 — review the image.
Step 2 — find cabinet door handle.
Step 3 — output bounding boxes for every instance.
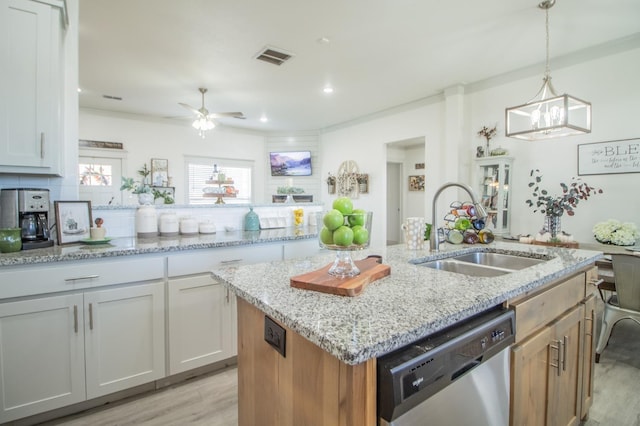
[89,303,94,330]
[73,305,78,333]
[40,132,45,158]
[562,336,568,372]
[65,275,99,282]
[585,315,593,337]
[220,259,242,264]
[550,340,562,376]
[226,288,230,304]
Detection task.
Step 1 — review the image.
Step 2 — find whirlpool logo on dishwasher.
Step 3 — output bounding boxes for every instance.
[412,376,424,388]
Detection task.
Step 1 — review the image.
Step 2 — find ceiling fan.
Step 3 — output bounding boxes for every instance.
[179,88,245,137]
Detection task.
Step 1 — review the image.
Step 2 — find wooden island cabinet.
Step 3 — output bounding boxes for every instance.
[232,260,600,426]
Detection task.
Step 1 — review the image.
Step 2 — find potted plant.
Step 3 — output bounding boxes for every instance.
[120,171,153,205]
[525,169,603,239]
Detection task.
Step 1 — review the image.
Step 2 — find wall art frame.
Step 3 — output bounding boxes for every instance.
[408,175,425,191]
[577,138,640,176]
[151,158,169,186]
[54,201,92,245]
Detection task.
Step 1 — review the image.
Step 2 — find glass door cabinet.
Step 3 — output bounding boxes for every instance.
[476,157,513,236]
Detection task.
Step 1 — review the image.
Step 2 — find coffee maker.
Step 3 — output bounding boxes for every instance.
[0,188,54,250]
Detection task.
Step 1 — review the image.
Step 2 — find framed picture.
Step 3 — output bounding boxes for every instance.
[54,201,92,245]
[408,175,425,191]
[151,158,169,186]
[577,138,640,175]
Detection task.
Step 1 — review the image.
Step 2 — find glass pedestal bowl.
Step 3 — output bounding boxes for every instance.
[317,211,373,278]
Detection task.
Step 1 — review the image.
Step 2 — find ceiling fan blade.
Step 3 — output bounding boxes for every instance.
[179,102,203,116]
[208,112,246,120]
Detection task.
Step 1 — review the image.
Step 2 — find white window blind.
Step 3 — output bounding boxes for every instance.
[186,157,253,205]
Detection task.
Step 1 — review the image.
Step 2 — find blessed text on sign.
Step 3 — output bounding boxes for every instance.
[577,138,640,176]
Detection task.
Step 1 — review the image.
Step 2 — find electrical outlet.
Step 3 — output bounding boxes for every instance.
[264,316,286,357]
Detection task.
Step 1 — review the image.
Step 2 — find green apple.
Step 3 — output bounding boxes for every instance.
[319,227,334,245]
[347,209,366,227]
[323,209,344,231]
[332,197,353,215]
[352,225,369,245]
[332,226,354,246]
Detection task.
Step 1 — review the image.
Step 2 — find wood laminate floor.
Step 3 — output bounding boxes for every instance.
[40,299,640,426]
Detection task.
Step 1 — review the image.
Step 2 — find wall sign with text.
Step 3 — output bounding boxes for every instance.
[577,138,640,176]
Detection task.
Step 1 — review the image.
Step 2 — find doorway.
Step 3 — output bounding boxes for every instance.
[386,162,402,245]
[79,149,126,205]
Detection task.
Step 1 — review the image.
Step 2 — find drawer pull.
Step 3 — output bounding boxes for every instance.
[73,305,78,333]
[65,275,99,282]
[550,340,562,376]
[89,303,94,330]
[220,259,242,264]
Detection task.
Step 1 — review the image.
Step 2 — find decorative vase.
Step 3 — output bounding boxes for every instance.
[138,193,154,205]
[244,207,260,231]
[544,215,561,238]
[0,228,22,253]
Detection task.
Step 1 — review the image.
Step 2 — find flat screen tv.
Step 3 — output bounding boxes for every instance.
[269,151,312,176]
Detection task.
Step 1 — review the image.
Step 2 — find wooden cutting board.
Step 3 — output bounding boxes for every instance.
[290,255,391,297]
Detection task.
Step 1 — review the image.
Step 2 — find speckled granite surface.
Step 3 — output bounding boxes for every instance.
[211,241,603,365]
[0,227,316,266]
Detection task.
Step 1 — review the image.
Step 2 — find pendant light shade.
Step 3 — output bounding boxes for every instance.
[505,0,591,140]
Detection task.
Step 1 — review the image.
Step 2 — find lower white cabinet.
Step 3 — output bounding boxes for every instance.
[84,282,165,399]
[168,274,235,375]
[0,281,165,423]
[0,294,86,423]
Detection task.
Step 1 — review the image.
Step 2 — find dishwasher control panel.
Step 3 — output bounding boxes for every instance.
[377,307,515,423]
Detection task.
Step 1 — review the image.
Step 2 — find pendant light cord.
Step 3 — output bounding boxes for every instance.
[544,7,550,78]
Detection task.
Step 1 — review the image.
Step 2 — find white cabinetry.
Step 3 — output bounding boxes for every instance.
[0,0,65,175]
[0,257,165,423]
[84,282,165,399]
[0,294,85,422]
[166,245,282,375]
[476,156,513,236]
[168,275,235,374]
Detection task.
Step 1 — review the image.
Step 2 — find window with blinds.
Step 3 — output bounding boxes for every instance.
[186,157,253,204]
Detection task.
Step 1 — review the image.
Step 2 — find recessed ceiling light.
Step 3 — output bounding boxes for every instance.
[260,116,269,123]
[323,86,334,94]
[317,36,331,44]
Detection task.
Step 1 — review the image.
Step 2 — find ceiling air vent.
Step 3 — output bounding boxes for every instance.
[254,46,294,66]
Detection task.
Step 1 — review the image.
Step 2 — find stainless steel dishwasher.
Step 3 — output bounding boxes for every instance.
[378,307,515,426]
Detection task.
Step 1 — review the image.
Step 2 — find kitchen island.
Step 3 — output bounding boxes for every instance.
[212,241,603,425]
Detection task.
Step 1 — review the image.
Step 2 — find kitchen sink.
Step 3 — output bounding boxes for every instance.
[422,259,511,277]
[451,252,546,270]
[418,251,548,277]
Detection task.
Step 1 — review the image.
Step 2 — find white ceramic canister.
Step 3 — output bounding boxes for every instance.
[179,217,199,235]
[159,212,179,236]
[199,221,216,234]
[135,205,158,237]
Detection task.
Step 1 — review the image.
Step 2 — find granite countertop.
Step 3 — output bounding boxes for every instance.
[0,227,317,267]
[211,241,603,365]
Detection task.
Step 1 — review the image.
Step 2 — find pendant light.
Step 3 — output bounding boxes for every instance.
[505,0,591,140]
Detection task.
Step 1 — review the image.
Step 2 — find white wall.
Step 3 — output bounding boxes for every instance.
[79,109,267,204]
[320,47,640,248]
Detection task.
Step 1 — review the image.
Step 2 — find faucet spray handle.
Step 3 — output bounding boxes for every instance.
[473,203,488,221]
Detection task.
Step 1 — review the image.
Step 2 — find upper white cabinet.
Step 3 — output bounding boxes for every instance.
[0,0,65,175]
[475,156,513,236]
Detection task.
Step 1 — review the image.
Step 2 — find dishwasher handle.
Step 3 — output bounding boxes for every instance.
[451,357,482,381]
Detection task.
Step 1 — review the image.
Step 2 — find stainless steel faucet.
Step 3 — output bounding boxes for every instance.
[430,182,488,252]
